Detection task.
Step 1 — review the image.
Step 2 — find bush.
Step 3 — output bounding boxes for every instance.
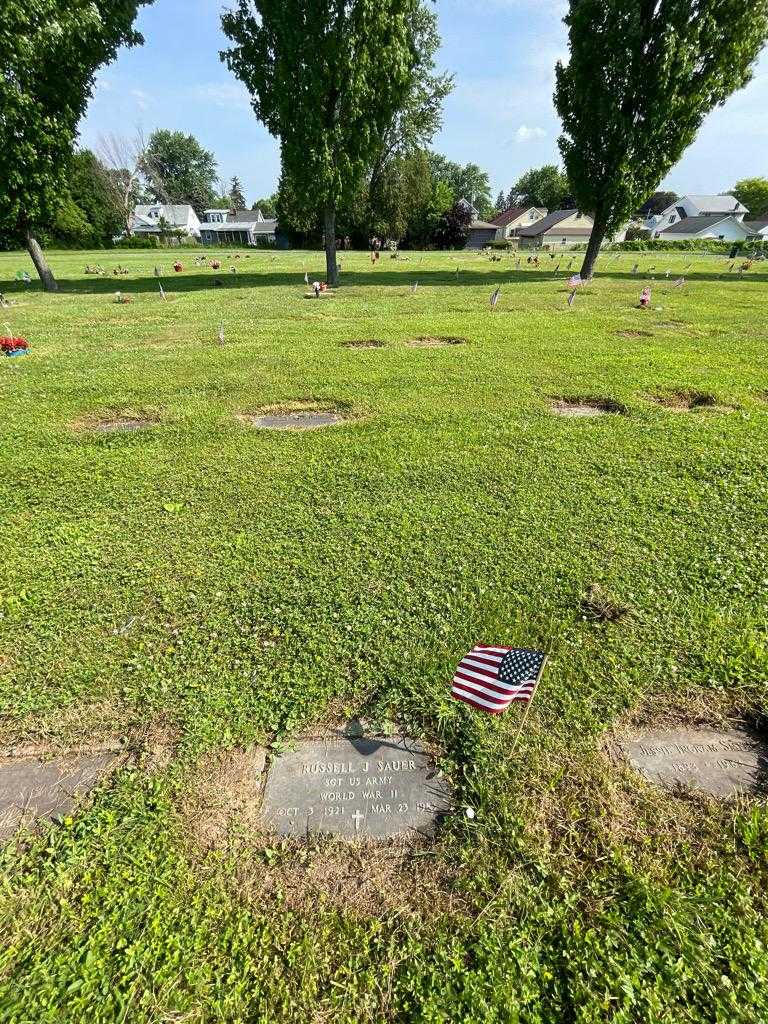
[605,238,768,254]
[115,235,159,249]
[488,239,514,250]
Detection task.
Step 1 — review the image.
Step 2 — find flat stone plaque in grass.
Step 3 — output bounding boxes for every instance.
[261,736,453,839]
[617,727,767,798]
[0,752,119,844]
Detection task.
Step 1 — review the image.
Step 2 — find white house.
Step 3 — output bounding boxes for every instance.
[199,208,278,246]
[131,204,201,239]
[490,205,548,241]
[655,215,751,243]
[646,195,748,235]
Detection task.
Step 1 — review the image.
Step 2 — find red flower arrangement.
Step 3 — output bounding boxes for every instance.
[210,260,221,270]
[173,261,183,272]
[1,336,29,355]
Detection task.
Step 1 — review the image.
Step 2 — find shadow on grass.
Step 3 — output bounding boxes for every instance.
[4,266,768,295]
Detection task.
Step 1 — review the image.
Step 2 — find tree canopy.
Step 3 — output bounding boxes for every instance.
[222,0,422,285]
[427,155,493,218]
[142,130,219,214]
[0,0,153,288]
[555,0,768,278]
[512,165,571,212]
[732,177,768,219]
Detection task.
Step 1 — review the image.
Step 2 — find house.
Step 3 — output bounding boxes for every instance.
[646,195,748,234]
[199,208,278,246]
[655,215,751,243]
[465,220,500,248]
[491,206,548,241]
[131,204,201,239]
[744,220,768,238]
[517,209,594,249]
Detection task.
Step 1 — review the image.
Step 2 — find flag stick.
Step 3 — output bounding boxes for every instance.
[510,655,548,753]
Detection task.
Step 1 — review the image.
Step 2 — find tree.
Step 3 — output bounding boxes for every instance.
[636,191,679,217]
[253,194,278,218]
[229,176,247,209]
[732,178,768,218]
[432,199,472,249]
[368,4,453,197]
[494,190,507,214]
[222,1,421,286]
[69,150,125,245]
[555,0,768,280]
[0,1,153,290]
[368,149,433,240]
[142,130,219,214]
[97,131,152,235]
[427,154,492,217]
[513,165,570,212]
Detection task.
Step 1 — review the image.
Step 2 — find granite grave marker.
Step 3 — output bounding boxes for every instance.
[617,726,767,798]
[0,752,120,844]
[262,736,453,839]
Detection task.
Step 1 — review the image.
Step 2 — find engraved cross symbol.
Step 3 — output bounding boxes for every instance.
[351,810,365,832]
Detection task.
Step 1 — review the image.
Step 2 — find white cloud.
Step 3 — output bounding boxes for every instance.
[192,81,252,110]
[515,125,546,142]
[130,88,150,112]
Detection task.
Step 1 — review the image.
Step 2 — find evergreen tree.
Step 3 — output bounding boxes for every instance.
[494,190,507,214]
[229,176,247,210]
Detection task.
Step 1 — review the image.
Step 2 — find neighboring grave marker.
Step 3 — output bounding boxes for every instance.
[0,752,120,844]
[261,736,453,839]
[617,726,767,798]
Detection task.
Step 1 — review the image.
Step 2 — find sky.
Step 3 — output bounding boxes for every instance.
[80,0,768,206]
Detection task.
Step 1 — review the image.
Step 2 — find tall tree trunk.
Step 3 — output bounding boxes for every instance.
[24,224,58,292]
[580,210,608,281]
[324,202,338,287]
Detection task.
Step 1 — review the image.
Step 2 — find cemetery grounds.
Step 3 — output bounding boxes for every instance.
[0,247,767,1022]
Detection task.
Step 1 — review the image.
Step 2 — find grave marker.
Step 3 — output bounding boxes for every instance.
[617,726,767,798]
[261,735,453,839]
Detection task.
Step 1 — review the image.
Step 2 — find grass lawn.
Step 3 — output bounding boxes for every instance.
[1,246,767,1022]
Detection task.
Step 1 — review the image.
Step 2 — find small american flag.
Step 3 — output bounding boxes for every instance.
[304,272,309,285]
[158,282,166,301]
[568,273,581,289]
[490,286,501,308]
[452,646,547,714]
[673,277,685,289]
[411,280,419,294]
[567,290,576,307]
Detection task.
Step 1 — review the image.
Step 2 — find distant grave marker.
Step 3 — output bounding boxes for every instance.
[240,410,344,430]
[94,417,157,432]
[550,397,625,418]
[407,336,466,348]
[0,752,120,844]
[261,735,453,840]
[617,726,767,799]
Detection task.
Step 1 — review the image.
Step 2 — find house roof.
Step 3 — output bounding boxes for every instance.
[469,220,498,230]
[229,209,265,223]
[659,215,746,235]
[684,195,748,214]
[133,204,195,228]
[744,220,768,233]
[517,209,592,237]
[201,219,277,232]
[491,206,538,228]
